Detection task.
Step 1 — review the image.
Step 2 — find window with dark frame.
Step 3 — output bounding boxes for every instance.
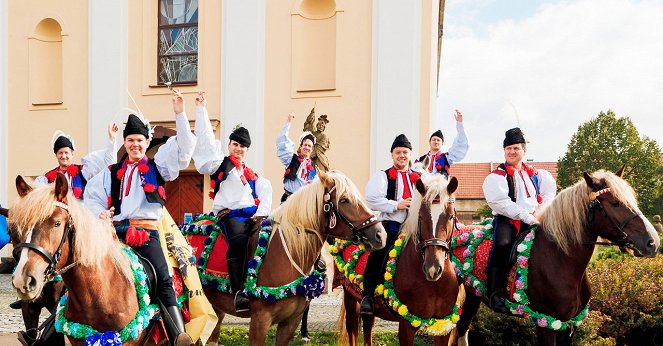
[158,0,199,85]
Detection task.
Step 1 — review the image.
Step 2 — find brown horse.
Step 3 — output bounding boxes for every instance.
[339,174,461,346]
[9,173,164,346]
[202,170,387,346]
[454,169,660,346]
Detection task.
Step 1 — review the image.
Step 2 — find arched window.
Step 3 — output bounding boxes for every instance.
[29,18,63,105]
[158,0,199,85]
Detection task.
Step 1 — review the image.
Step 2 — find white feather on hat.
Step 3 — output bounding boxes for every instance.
[51,130,75,150]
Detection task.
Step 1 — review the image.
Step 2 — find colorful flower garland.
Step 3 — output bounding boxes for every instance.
[451,221,589,331]
[243,220,325,302]
[54,248,159,345]
[181,213,231,292]
[330,233,461,336]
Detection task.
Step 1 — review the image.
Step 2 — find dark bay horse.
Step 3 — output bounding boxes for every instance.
[454,169,660,346]
[9,174,167,346]
[339,175,461,346]
[202,170,387,346]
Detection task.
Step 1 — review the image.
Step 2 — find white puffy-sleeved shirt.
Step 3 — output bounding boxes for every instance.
[420,122,470,174]
[482,167,556,225]
[192,106,272,216]
[275,121,314,194]
[83,113,195,221]
[34,139,117,188]
[365,169,420,224]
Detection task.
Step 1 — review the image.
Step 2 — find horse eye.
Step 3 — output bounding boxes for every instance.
[339,198,349,204]
[610,200,620,207]
[55,221,62,227]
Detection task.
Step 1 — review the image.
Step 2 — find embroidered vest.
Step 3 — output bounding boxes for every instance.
[209,156,260,203]
[45,165,87,199]
[384,167,421,201]
[109,159,166,215]
[491,163,541,203]
[416,152,450,177]
[283,154,317,183]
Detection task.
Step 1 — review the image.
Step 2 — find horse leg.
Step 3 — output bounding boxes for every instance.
[343,291,360,346]
[300,303,311,343]
[456,293,481,346]
[206,309,225,346]
[555,326,575,346]
[535,326,558,346]
[275,313,305,346]
[361,313,375,346]
[397,321,417,346]
[434,334,451,346]
[248,311,273,346]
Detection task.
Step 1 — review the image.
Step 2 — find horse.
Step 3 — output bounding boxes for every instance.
[9,173,170,346]
[338,174,461,346]
[198,170,387,346]
[453,168,660,346]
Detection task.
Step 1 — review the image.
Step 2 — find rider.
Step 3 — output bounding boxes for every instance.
[84,90,195,345]
[192,92,272,313]
[361,134,423,316]
[482,127,555,314]
[415,109,469,177]
[276,112,317,202]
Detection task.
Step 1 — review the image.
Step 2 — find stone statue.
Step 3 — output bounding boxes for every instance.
[303,106,330,173]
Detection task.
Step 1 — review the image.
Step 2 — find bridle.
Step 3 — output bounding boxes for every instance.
[12,201,77,281]
[416,197,456,257]
[586,188,642,252]
[322,185,380,245]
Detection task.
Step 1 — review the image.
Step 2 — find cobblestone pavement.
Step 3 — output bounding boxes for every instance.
[0,274,398,334]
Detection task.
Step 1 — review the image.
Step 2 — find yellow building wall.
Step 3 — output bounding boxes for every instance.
[7,1,88,201]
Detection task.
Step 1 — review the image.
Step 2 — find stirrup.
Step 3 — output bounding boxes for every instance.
[234,291,250,313]
[488,293,510,314]
[359,296,374,317]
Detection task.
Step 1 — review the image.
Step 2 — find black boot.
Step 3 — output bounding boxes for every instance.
[360,274,379,316]
[9,300,22,309]
[487,267,509,314]
[17,312,65,346]
[163,305,194,346]
[228,258,250,313]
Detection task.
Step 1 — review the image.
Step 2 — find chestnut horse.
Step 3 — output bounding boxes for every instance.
[340,175,461,346]
[455,169,660,346]
[9,173,165,346]
[203,170,387,346]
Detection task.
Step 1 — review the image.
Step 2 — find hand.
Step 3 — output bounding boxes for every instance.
[195,91,206,107]
[454,109,463,122]
[172,89,185,114]
[397,198,412,210]
[107,123,119,142]
[287,112,295,123]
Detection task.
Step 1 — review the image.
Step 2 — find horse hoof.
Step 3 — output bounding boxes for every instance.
[301,337,310,344]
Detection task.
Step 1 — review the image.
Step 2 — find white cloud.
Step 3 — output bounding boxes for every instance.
[436,0,663,163]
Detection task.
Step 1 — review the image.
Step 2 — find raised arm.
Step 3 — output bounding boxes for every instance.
[81,123,118,180]
[446,110,469,165]
[276,113,296,166]
[192,92,225,175]
[154,90,196,181]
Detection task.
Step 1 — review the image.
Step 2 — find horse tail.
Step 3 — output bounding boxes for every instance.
[337,293,349,346]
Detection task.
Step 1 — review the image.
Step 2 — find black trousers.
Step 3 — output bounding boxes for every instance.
[490,215,530,273]
[222,217,253,260]
[118,231,178,307]
[362,221,400,295]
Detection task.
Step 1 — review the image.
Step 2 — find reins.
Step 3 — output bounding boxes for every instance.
[584,188,642,252]
[322,185,380,245]
[416,197,456,256]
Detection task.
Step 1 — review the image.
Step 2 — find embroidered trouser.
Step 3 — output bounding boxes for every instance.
[362,221,401,296]
[115,226,178,307]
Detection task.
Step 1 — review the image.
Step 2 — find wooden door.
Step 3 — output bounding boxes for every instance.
[165,172,204,225]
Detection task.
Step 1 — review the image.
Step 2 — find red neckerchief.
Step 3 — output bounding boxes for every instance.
[298,155,313,179]
[116,156,149,198]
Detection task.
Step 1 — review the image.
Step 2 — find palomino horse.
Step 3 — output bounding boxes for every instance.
[339,175,461,346]
[9,173,167,346]
[454,169,660,346]
[202,170,387,346]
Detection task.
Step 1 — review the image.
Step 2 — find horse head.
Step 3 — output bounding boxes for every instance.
[316,171,387,251]
[408,175,458,281]
[11,173,75,301]
[583,167,660,257]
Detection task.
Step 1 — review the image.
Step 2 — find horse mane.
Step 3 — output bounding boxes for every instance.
[402,174,451,246]
[9,183,133,283]
[270,170,368,267]
[538,169,640,255]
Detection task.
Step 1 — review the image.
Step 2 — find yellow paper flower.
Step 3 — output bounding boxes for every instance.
[329,245,339,254]
[452,314,460,323]
[383,289,389,298]
[384,272,393,281]
[389,249,397,258]
[398,305,409,316]
[349,273,356,282]
[411,319,421,328]
[359,282,364,290]
[394,239,403,247]
[376,285,384,295]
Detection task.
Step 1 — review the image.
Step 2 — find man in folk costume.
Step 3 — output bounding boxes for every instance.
[192,92,272,313]
[84,90,195,345]
[361,134,424,316]
[276,112,317,202]
[34,125,119,198]
[482,127,556,313]
[415,109,469,177]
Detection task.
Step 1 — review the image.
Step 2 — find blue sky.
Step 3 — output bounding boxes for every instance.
[435,0,663,163]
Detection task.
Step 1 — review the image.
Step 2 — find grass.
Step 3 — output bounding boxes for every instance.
[216,326,435,345]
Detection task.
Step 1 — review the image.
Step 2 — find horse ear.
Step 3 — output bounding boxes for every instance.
[447,176,458,195]
[54,173,69,202]
[15,176,33,197]
[583,172,598,190]
[415,178,427,195]
[615,164,626,178]
[317,171,334,188]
